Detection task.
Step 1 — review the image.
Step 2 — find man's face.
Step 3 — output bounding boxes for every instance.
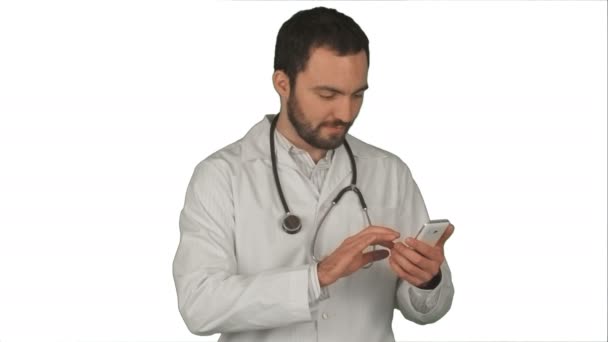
[286,46,368,150]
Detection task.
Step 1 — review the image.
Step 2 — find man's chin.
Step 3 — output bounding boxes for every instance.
[316,136,346,150]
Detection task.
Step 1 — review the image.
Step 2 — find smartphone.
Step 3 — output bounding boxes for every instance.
[414,219,451,246]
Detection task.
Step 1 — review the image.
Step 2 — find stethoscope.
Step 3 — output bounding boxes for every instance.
[269,114,375,267]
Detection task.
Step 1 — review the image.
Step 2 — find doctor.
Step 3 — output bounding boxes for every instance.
[173,6,455,342]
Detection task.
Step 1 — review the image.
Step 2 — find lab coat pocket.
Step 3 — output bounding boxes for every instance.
[359,205,401,288]
[366,205,400,232]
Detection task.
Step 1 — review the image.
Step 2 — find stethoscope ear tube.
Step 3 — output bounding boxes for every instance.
[270,114,292,217]
[332,185,368,211]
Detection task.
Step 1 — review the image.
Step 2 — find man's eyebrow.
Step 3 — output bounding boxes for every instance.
[312,84,369,95]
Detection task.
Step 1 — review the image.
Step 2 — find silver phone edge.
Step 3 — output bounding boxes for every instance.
[414,219,451,239]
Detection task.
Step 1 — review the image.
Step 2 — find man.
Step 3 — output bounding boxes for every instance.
[173,7,454,341]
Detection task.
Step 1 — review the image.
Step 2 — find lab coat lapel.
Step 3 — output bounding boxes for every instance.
[272,134,301,172]
[241,115,354,200]
[317,140,352,209]
[241,114,302,172]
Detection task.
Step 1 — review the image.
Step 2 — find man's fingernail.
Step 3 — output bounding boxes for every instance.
[406,238,414,244]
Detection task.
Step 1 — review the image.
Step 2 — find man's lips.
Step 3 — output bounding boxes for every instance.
[324,125,346,132]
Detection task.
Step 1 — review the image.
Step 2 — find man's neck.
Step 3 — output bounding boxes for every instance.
[275,113,328,164]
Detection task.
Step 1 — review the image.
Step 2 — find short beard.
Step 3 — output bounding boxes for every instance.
[286,93,352,150]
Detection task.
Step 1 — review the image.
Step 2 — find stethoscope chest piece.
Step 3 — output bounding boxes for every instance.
[281,213,302,234]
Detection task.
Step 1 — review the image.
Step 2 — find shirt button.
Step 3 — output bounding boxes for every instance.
[322,313,329,320]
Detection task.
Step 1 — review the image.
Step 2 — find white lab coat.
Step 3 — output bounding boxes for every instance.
[173,114,454,341]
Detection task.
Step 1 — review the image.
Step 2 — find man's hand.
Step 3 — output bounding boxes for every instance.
[388,224,454,288]
[317,226,400,287]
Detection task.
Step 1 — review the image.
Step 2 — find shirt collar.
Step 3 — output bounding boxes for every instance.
[274,128,335,166]
[239,114,388,164]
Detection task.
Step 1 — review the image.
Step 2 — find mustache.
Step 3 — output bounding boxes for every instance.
[322,120,351,128]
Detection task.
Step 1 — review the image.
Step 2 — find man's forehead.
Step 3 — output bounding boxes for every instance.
[299,46,368,89]
[305,46,367,69]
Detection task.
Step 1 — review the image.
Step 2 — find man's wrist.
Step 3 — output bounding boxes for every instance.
[317,262,330,287]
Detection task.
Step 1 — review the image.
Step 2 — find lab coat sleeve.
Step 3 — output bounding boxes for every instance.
[308,261,330,319]
[394,163,455,324]
[172,160,313,336]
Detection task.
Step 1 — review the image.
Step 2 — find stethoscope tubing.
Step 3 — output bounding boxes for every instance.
[269,114,375,268]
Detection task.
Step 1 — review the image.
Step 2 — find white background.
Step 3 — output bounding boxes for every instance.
[0,1,606,341]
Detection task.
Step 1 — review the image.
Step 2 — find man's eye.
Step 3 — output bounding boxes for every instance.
[354,93,364,98]
[319,93,335,99]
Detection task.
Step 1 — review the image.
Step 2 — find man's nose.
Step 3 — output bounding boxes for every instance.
[334,97,359,123]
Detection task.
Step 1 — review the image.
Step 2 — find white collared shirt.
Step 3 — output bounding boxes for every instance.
[274,128,334,193]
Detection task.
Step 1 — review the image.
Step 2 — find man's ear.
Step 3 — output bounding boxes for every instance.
[272,70,291,99]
